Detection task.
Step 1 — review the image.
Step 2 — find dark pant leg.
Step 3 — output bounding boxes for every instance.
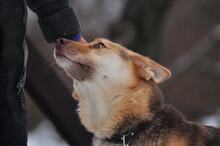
[0,0,27,145]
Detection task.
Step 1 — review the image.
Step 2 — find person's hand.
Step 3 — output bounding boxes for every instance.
[68,34,87,43]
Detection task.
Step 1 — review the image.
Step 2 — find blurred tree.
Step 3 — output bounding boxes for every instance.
[109,0,173,60]
[109,0,220,121]
[160,0,220,120]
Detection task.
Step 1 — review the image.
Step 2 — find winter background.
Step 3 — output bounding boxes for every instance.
[25,0,220,145]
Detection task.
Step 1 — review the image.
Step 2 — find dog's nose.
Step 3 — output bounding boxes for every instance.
[56,38,71,45]
[55,38,71,51]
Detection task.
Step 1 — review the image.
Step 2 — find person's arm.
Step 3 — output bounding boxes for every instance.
[27,0,83,43]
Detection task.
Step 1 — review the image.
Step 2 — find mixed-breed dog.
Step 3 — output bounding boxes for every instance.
[54,38,220,146]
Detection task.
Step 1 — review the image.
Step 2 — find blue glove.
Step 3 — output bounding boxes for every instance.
[69,34,81,41]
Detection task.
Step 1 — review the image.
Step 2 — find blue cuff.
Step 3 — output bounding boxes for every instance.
[69,34,81,41]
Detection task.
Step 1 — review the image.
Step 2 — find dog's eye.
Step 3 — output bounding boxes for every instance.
[93,43,106,49]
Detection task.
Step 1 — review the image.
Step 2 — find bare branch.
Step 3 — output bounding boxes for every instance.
[165,25,220,84]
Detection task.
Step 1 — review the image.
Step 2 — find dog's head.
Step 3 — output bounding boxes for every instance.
[54,38,170,84]
[54,38,171,136]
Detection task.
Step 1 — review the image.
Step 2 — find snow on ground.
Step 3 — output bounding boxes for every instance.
[200,109,220,128]
[28,110,219,146]
[28,120,69,146]
[200,115,219,127]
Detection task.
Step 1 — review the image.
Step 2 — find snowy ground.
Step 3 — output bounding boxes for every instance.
[28,120,69,146]
[200,109,220,127]
[28,111,219,146]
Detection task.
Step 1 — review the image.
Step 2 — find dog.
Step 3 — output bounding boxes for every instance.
[54,38,220,146]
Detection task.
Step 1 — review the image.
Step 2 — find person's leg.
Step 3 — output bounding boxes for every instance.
[0,0,27,145]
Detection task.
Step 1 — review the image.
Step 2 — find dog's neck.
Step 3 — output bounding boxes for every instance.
[75,79,163,139]
[100,104,187,146]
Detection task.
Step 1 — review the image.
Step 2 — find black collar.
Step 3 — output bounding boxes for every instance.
[104,121,150,145]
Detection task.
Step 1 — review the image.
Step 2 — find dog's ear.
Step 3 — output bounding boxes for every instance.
[130,52,171,84]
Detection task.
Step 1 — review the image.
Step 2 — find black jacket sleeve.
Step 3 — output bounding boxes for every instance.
[27,0,81,43]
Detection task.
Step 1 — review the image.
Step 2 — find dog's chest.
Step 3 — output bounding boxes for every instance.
[76,81,111,133]
[93,139,120,146]
[93,138,162,146]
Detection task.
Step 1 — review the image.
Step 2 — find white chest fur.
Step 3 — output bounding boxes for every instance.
[74,55,134,137]
[74,73,132,137]
[75,80,112,137]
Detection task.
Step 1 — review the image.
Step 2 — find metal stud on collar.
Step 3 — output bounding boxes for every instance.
[121,135,129,146]
[121,132,134,146]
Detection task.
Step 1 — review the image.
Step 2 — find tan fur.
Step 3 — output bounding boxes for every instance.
[54,38,171,145]
[54,38,219,146]
[109,82,154,130]
[166,135,188,146]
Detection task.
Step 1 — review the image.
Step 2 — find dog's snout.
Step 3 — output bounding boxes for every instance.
[56,38,71,45]
[55,38,71,52]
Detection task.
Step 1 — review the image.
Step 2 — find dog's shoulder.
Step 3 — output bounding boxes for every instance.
[143,105,220,146]
[202,126,220,146]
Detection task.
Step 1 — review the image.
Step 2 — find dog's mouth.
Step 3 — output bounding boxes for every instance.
[55,51,94,81]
